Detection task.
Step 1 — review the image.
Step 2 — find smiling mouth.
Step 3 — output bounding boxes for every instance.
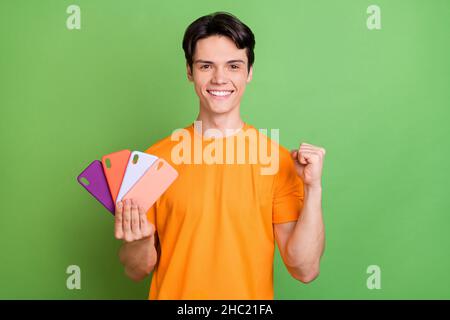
[206,90,234,97]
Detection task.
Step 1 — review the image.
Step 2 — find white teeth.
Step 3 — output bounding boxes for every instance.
[208,90,233,97]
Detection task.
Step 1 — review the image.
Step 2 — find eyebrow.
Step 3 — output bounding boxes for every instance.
[194,59,246,64]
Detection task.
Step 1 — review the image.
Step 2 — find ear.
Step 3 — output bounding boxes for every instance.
[246,65,253,83]
[186,63,193,82]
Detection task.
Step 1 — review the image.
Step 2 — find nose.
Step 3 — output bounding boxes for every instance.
[211,67,228,85]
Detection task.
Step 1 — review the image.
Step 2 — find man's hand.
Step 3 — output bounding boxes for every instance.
[115,198,158,281]
[115,198,155,242]
[291,143,326,188]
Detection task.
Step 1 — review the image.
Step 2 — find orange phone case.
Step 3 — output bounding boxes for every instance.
[123,158,178,212]
[101,149,131,203]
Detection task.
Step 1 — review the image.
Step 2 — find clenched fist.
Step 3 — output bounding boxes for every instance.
[291,142,326,188]
[114,199,155,243]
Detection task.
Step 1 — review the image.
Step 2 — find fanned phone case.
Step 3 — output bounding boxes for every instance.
[123,158,178,213]
[101,149,131,203]
[77,160,115,214]
[116,151,158,203]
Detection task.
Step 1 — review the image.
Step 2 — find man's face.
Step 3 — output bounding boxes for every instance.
[187,35,253,115]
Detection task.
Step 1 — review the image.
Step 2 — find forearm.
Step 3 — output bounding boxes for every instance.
[286,185,325,279]
[119,235,157,281]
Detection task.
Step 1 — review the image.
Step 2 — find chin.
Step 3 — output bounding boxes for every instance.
[209,104,235,114]
[200,98,234,113]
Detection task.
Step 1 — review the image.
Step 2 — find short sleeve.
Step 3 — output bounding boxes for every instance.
[272,149,305,224]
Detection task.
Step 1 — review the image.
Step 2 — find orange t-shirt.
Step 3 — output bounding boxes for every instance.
[144,122,304,299]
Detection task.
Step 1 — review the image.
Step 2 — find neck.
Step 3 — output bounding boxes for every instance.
[195,106,244,137]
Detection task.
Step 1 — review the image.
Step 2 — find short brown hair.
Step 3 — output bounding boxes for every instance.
[182,12,255,73]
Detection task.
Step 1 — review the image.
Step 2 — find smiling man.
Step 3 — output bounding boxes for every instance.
[114,12,326,300]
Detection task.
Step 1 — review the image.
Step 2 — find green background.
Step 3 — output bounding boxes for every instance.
[1,0,449,299]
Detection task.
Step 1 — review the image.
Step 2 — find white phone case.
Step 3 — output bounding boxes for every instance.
[116,151,158,203]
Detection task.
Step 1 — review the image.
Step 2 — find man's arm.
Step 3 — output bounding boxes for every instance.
[274,185,324,283]
[115,199,158,282]
[274,143,326,283]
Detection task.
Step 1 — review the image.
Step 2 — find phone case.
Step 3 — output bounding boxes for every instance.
[116,151,159,203]
[77,160,115,214]
[101,149,131,203]
[123,158,178,213]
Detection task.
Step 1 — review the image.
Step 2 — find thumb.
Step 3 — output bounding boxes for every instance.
[138,206,156,238]
[142,220,156,238]
[148,222,156,237]
[291,149,308,165]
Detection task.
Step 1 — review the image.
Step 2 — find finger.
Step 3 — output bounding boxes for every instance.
[123,199,133,242]
[139,206,155,238]
[298,151,321,164]
[300,143,326,156]
[299,144,318,152]
[292,149,308,165]
[131,199,142,239]
[114,201,124,240]
[297,152,308,165]
[299,146,316,153]
[300,142,319,148]
[299,146,325,159]
[300,148,323,160]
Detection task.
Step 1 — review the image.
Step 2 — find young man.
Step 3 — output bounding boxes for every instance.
[114,12,326,300]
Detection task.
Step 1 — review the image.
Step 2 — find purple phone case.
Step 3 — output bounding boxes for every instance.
[77,160,115,214]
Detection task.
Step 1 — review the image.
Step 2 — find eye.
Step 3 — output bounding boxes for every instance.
[200,64,211,70]
[230,64,239,70]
